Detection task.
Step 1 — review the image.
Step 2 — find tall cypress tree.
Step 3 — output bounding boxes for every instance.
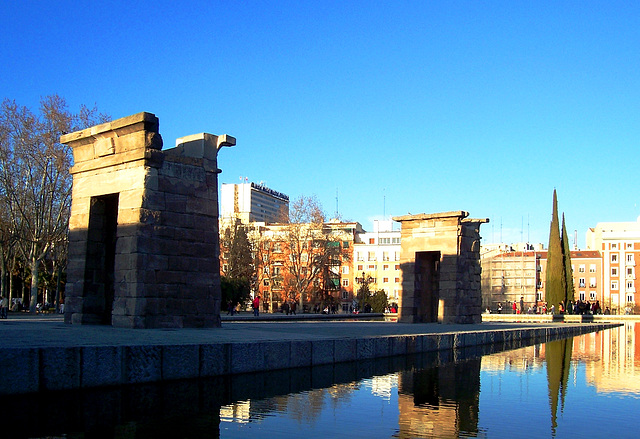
[561,213,575,307]
[546,189,565,310]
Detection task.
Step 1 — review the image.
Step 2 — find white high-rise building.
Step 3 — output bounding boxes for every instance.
[220,182,289,224]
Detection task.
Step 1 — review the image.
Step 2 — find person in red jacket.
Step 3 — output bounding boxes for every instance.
[252,295,260,317]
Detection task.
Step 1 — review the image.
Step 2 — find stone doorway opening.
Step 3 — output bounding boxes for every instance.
[84,193,119,325]
[415,251,440,323]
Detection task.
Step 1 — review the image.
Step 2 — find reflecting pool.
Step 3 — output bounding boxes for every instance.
[3,323,640,438]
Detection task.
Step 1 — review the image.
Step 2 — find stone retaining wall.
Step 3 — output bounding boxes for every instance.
[0,323,618,395]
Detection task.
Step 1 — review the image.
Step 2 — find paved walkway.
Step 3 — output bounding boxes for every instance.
[0,312,619,395]
[0,312,578,349]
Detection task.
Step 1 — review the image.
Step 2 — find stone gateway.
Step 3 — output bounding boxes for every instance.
[393,211,488,324]
[61,112,234,328]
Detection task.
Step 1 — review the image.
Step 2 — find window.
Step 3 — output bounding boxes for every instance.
[395,264,400,270]
[343,241,350,248]
[627,243,633,249]
[589,278,597,288]
[579,291,585,300]
[383,264,389,270]
[273,266,281,275]
[392,237,401,244]
[628,254,634,262]
[342,290,348,299]
[357,252,363,261]
[369,238,375,244]
[379,238,390,244]
[579,264,585,273]
[627,281,634,291]
[367,264,375,270]
[368,252,376,261]
[590,264,596,273]
[222,264,228,273]
[628,294,634,303]
[589,291,596,300]
[579,278,586,288]
[612,243,618,250]
[612,267,618,277]
[611,280,618,290]
[627,267,634,277]
[394,252,400,261]
[341,266,349,274]
[383,252,389,261]
[342,279,349,287]
[611,254,618,263]
[274,242,282,252]
[383,277,389,283]
[263,279,270,286]
[395,277,400,283]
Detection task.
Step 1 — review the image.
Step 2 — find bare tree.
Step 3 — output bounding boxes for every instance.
[0,95,108,313]
[274,195,347,311]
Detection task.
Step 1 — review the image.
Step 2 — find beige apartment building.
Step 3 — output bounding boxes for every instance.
[353,220,402,307]
[481,245,603,312]
[586,218,640,313]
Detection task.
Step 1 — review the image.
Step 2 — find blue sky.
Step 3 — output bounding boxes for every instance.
[2,1,639,248]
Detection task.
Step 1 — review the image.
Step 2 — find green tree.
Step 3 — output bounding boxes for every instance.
[220,276,251,312]
[356,273,372,311]
[545,189,565,312]
[561,214,575,307]
[369,289,389,313]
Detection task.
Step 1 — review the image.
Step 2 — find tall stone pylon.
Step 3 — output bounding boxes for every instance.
[61,112,235,328]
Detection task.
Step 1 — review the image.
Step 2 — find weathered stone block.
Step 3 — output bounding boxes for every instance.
[81,346,123,388]
[162,345,199,380]
[0,348,39,394]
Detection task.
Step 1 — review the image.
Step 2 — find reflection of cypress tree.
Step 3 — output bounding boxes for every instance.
[545,338,573,436]
[546,190,565,310]
[561,214,575,306]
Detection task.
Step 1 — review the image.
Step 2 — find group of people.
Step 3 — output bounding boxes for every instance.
[491,298,608,315]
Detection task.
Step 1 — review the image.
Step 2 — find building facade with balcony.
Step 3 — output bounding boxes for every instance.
[353,220,402,308]
[481,245,603,312]
[586,218,640,313]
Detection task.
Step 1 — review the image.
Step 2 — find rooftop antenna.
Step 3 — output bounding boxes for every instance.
[383,188,386,219]
[574,229,578,250]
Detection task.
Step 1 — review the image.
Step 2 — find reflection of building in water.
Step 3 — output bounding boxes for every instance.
[220,400,251,423]
[397,359,481,437]
[219,381,359,426]
[481,344,545,373]
[365,375,397,400]
[573,322,640,394]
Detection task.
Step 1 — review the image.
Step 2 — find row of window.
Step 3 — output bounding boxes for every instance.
[610,253,635,263]
[609,243,635,250]
[610,267,635,277]
[356,251,401,261]
[356,264,401,271]
[609,280,636,291]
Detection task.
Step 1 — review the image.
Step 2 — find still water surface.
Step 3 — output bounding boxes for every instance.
[4,323,640,438]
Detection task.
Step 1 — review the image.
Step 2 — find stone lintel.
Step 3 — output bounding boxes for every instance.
[171,132,236,161]
[393,211,469,223]
[462,218,490,224]
[60,112,158,145]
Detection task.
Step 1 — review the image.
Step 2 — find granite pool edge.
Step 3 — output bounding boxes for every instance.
[0,323,619,395]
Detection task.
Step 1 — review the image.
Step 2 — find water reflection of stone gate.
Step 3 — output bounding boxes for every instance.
[394,212,488,324]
